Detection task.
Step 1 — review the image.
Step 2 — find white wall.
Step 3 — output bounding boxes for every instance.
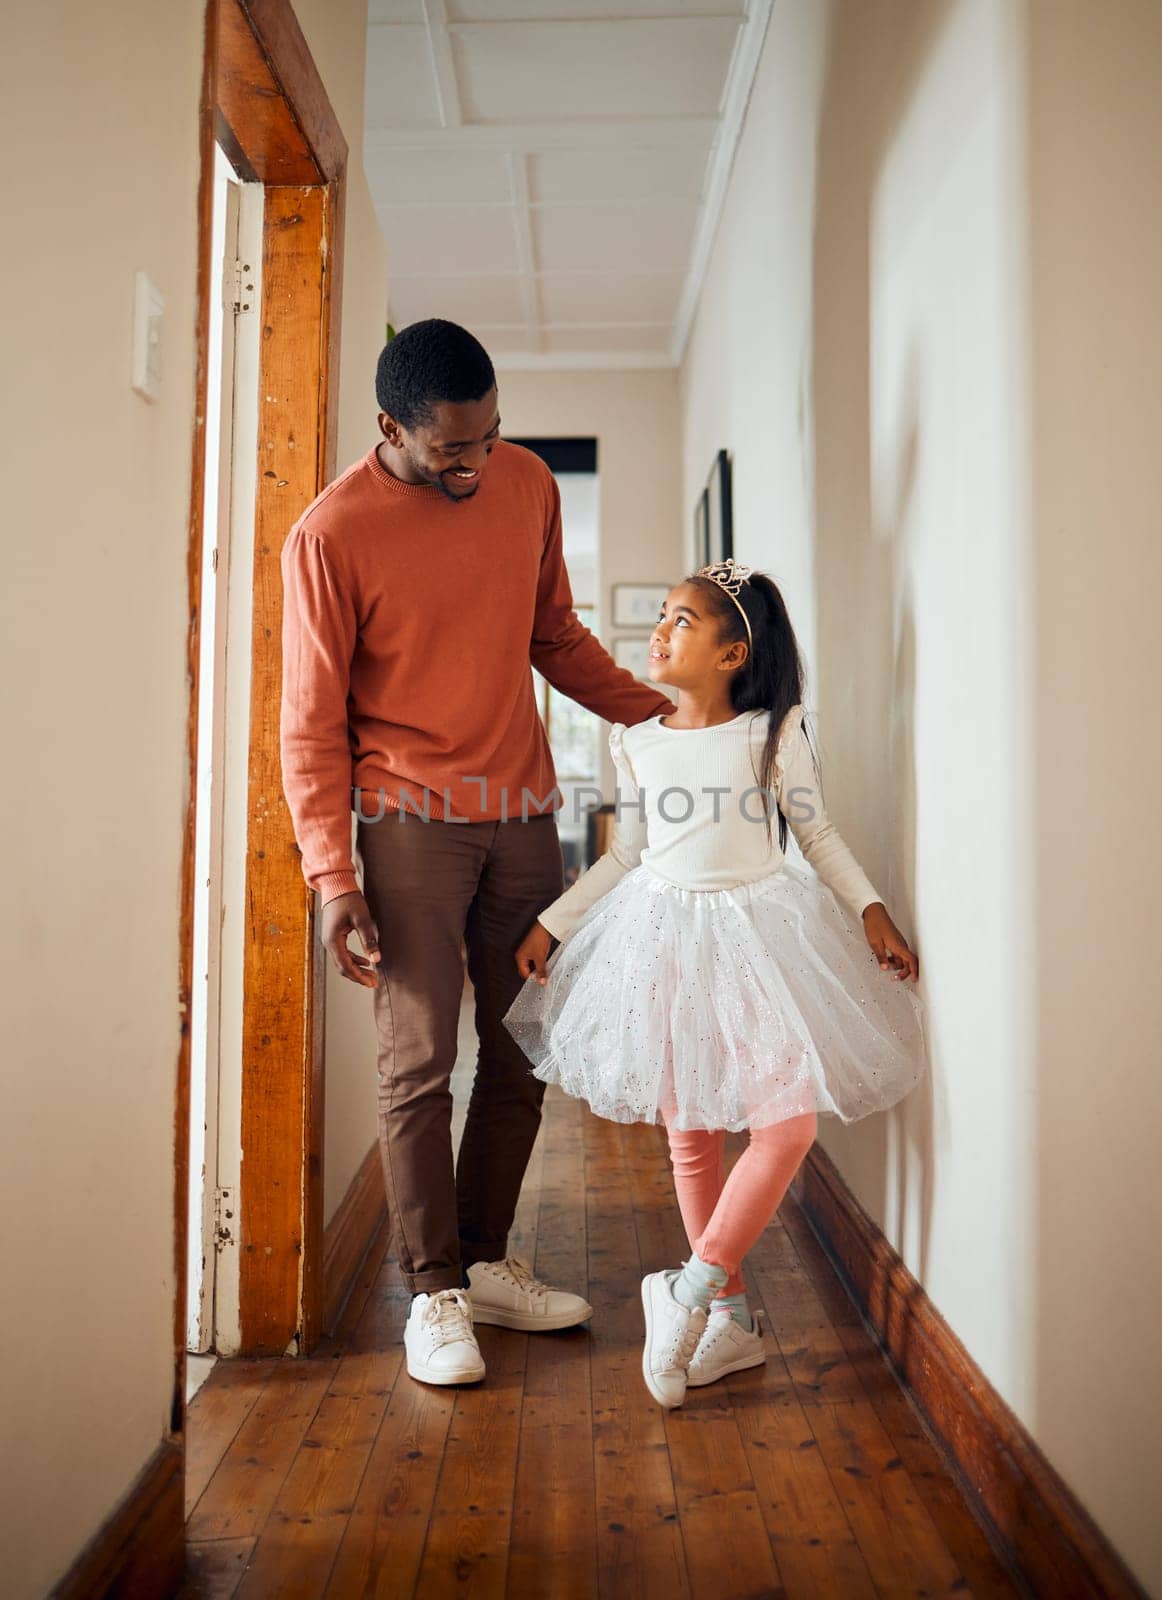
[680,0,1161,1588]
[0,2,388,1592]
[807,0,1036,1416]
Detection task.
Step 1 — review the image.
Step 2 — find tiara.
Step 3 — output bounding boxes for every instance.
[697,558,753,651]
[697,558,752,595]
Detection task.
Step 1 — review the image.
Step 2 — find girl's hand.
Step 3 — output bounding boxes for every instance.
[515,920,554,986]
[862,902,920,983]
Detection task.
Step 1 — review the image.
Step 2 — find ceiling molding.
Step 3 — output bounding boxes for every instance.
[494,350,677,372]
[669,0,773,365]
[436,13,746,30]
[421,0,463,127]
[364,117,717,152]
[508,151,543,348]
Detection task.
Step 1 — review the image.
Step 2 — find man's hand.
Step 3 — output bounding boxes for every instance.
[321,890,382,989]
[862,902,919,982]
[515,920,554,986]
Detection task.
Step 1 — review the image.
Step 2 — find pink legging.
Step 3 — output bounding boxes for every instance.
[665,1113,817,1297]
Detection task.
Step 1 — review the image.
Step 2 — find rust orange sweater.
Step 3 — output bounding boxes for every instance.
[280,441,672,903]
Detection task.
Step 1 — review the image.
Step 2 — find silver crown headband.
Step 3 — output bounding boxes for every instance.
[697,558,753,653]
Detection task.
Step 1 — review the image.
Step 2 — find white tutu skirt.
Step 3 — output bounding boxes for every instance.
[503,862,926,1134]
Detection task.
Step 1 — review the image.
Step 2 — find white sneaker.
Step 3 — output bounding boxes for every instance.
[405,1289,485,1386]
[687,1307,766,1387]
[640,1270,708,1409]
[466,1256,592,1332]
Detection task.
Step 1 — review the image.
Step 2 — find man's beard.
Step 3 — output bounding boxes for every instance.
[432,471,479,503]
[434,474,478,503]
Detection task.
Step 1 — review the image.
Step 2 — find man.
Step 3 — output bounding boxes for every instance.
[281,320,671,1386]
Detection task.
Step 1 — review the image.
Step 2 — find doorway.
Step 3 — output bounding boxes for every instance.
[176,0,350,1440]
[187,144,263,1364]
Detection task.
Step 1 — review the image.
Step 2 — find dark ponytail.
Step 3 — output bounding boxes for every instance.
[687,570,817,850]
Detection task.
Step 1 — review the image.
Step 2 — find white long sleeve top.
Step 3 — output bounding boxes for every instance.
[538,704,883,941]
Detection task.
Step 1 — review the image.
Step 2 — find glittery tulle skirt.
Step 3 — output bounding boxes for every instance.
[503,861,927,1133]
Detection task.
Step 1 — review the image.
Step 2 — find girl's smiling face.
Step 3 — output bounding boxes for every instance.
[647,580,748,689]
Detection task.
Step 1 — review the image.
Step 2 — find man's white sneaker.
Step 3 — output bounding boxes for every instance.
[405,1289,485,1386]
[640,1270,708,1409]
[466,1257,592,1331]
[686,1307,766,1387]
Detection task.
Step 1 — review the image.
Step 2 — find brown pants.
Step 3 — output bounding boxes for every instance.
[357,812,564,1294]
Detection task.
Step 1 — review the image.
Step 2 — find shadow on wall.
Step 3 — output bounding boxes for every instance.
[808,0,957,1284]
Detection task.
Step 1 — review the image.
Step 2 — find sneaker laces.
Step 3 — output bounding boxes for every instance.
[422,1289,473,1347]
[697,1316,739,1360]
[660,1315,703,1369]
[701,1314,733,1346]
[490,1256,548,1304]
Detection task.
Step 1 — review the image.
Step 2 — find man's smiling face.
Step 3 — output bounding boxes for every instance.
[379,389,501,502]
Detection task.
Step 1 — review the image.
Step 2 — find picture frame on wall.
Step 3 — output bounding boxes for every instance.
[695,449,733,566]
[612,583,669,628]
[613,637,652,679]
[694,489,710,568]
[707,449,733,563]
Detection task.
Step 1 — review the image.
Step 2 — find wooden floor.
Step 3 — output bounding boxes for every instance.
[184,1081,1022,1599]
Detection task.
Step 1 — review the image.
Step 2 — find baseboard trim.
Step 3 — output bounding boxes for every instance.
[52,1437,183,1600]
[323,1142,387,1333]
[792,1147,1147,1600]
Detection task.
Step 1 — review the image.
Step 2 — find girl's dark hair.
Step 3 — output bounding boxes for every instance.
[687,570,816,850]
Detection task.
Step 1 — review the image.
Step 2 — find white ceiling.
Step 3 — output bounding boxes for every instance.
[363,1,773,370]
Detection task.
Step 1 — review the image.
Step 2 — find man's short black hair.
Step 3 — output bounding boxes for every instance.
[375,319,496,431]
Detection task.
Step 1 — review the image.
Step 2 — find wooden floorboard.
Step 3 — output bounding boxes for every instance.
[185,1359,279,1517]
[586,1119,689,1600]
[186,1034,1022,1599]
[507,1090,597,1600]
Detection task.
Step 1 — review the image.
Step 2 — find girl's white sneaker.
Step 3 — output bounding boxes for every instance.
[686,1307,766,1387]
[405,1289,486,1386]
[640,1270,708,1408]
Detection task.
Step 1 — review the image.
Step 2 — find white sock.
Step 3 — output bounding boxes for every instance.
[711,1291,752,1331]
[670,1254,728,1312]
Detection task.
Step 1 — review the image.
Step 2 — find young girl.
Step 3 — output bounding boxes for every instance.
[503,560,926,1409]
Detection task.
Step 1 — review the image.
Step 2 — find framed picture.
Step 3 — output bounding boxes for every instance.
[696,450,733,566]
[613,637,652,679]
[612,583,669,628]
[693,489,710,567]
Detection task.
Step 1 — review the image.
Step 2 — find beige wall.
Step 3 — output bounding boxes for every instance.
[680,0,1161,1588]
[0,2,387,1593]
[1026,0,1162,1585]
[0,4,204,1595]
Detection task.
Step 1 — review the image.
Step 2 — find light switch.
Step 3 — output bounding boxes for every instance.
[132,271,165,402]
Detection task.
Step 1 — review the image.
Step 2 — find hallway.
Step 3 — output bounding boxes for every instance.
[8,2,1162,1594]
[184,1071,1018,1599]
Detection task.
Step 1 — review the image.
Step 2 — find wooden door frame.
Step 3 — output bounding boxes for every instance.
[177,0,346,1400]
